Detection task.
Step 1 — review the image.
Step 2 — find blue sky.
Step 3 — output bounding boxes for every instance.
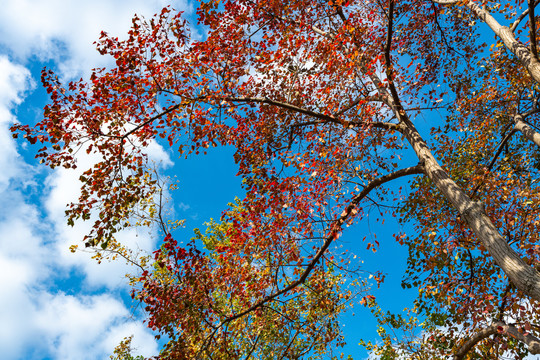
[0,1,419,359]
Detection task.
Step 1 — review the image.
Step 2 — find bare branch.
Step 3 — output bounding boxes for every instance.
[511,0,540,33]
[529,0,539,59]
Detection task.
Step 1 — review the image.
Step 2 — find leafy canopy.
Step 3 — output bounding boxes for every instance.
[13,0,540,358]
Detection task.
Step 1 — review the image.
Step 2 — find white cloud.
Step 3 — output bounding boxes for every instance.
[42,134,172,288]
[0,57,35,109]
[103,321,160,358]
[0,52,160,359]
[147,140,174,169]
[0,56,35,190]
[0,54,43,360]
[0,0,190,79]
[0,0,192,356]
[35,292,158,360]
[178,202,190,211]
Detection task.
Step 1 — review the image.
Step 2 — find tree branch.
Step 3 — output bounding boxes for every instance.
[464,0,540,83]
[399,106,540,302]
[529,0,539,60]
[224,96,399,131]
[470,128,517,199]
[97,103,183,140]
[335,94,384,116]
[430,2,463,56]
[514,112,540,148]
[472,109,540,197]
[511,0,540,33]
[431,0,460,4]
[381,0,410,125]
[384,0,396,90]
[454,322,540,359]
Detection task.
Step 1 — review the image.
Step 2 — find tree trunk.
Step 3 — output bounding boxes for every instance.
[399,120,540,301]
[466,0,540,83]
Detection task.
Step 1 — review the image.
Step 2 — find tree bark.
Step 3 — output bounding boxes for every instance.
[433,0,540,83]
[397,118,540,302]
[466,1,540,83]
[514,114,540,148]
[454,322,540,359]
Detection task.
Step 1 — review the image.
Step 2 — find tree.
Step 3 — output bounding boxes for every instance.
[11,0,540,358]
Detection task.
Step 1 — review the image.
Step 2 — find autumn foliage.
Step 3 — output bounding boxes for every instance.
[12,0,540,358]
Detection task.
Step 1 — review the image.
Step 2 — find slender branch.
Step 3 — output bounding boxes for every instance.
[512,0,540,33]
[244,331,262,360]
[97,248,146,272]
[157,187,169,235]
[335,94,384,116]
[529,0,539,59]
[497,282,513,322]
[382,0,409,123]
[97,103,183,140]
[226,96,343,124]
[484,129,516,172]
[470,128,516,199]
[466,248,475,294]
[244,0,329,37]
[384,0,395,82]
[128,106,180,137]
[430,1,463,56]
[225,96,399,130]
[487,129,516,172]
[277,327,302,360]
[260,304,293,322]
[289,120,327,128]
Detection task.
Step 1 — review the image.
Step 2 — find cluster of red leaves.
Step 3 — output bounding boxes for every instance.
[135,220,351,359]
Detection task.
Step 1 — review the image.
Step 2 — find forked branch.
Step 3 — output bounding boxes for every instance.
[511,0,540,33]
